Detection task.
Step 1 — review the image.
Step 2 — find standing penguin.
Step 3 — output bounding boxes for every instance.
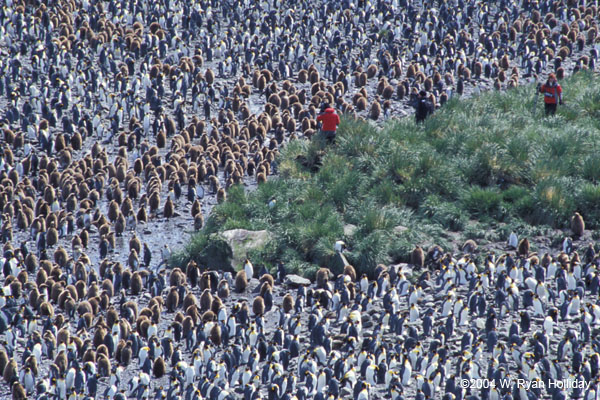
[571,212,585,239]
[411,246,425,269]
[244,259,254,281]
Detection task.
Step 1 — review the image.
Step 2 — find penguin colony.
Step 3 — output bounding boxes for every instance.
[0,0,599,399]
[3,228,600,400]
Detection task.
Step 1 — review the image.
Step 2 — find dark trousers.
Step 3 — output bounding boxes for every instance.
[545,102,557,116]
[321,130,336,144]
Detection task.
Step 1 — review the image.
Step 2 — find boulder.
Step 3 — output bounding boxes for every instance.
[220,229,272,270]
[343,224,357,236]
[284,274,312,287]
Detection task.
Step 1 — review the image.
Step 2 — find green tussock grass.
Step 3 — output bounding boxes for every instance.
[174,71,600,277]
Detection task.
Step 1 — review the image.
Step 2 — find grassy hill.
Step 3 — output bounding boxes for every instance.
[174,71,600,278]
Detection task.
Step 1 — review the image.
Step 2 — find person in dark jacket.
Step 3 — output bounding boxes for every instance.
[539,73,563,116]
[316,103,340,144]
[415,90,434,123]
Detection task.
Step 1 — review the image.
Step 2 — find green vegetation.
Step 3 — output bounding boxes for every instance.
[174,71,600,278]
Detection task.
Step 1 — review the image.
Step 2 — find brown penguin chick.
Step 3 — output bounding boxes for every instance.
[199,289,213,312]
[107,200,119,222]
[156,130,166,148]
[101,279,114,298]
[153,356,166,378]
[571,251,580,266]
[343,265,357,282]
[106,308,119,328]
[57,290,71,309]
[87,282,100,299]
[79,229,89,248]
[123,301,139,321]
[517,238,530,257]
[354,96,367,111]
[130,272,143,295]
[316,268,329,289]
[137,205,148,223]
[234,270,247,293]
[114,213,126,236]
[54,314,65,330]
[71,131,82,150]
[169,268,185,287]
[57,327,70,346]
[183,293,197,310]
[127,249,139,270]
[217,280,230,299]
[259,282,272,297]
[115,340,126,362]
[121,341,133,365]
[54,351,68,374]
[0,347,8,376]
[166,288,179,312]
[462,239,478,254]
[191,200,201,218]
[25,354,38,376]
[411,246,425,269]
[11,382,26,400]
[369,100,381,120]
[185,305,200,324]
[99,292,111,310]
[256,172,267,184]
[199,272,211,291]
[53,247,69,268]
[149,295,164,310]
[129,234,142,254]
[9,281,21,299]
[148,191,161,215]
[46,225,59,247]
[540,253,551,268]
[210,323,222,345]
[3,358,17,383]
[259,274,274,288]
[252,296,265,316]
[216,187,227,203]
[96,343,110,360]
[97,354,111,377]
[28,288,40,309]
[39,302,54,318]
[282,294,294,313]
[82,348,96,363]
[25,254,39,273]
[211,296,223,315]
[202,310,217,324]
[163,197,174,218]
[81,313,94,329]
[571,212,585,238]
[35,268,47,287]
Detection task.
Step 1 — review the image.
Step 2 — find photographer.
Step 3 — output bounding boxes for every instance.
[538,73,563,116]
[316,103,340,144]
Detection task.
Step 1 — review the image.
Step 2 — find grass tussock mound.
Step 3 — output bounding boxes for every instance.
[175,71,600,278]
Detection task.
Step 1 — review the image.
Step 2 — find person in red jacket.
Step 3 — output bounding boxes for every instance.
[316,103,340,144]
[539,73,563,116]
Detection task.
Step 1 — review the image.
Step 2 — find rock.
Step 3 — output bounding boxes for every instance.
[284,274,312,287]
[390,263,413,277]
[343,224,357,236]
[220,229,272,270]
[394,225,408,234]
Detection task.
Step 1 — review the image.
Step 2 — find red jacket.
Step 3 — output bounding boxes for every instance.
[317,108,340,131]
[540,82,562,104]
